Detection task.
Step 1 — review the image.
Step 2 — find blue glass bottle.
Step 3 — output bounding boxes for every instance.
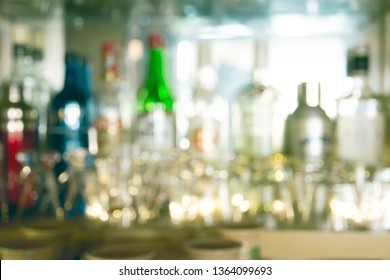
[47,54,91,217]
[47,54,90,171]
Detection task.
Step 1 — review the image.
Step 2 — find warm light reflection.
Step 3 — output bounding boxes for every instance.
[86,202,106,220]
[231,193,244,206]
[176,40,194,82]
[127,39,144,61]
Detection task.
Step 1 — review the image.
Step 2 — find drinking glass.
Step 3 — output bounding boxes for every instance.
[329,161,382,231]
[63,149,103,221]
[371,162,390,231]
[132,149,177,225]
[94,144,136,227]
[168,152,232,226]
[229,154,295,229]
[292,162,333,230]
[15,150,64,221]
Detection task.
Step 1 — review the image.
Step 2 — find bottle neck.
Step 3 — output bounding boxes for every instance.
[102,45,119,83]
[3,82,24,104]
[298,82,321,107]
[104,67,118,84]
[32,49,45,77]
[12,44,33,78]
[297,91,308,106]
[252,40,268,85]
[78,62,93,99]
[195,42,217,94]
[350,72,370,98]
[63,62,77,92]
[146,47,167,85]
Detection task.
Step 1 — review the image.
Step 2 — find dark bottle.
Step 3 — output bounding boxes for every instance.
[47,54,90,177]
[0,23,39,219]
[0,82,39,218]
[77,57,94,101]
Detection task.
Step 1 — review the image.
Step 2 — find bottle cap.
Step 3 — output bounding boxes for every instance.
[298,82,321,107]
[148,33,165,48]
[32,29,45,60]
[347,45,369,74]
[102,41,118,81]
[103,41,116,53]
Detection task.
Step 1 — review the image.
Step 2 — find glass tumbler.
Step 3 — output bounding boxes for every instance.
[132,149,177,225]
[14,150,64,221]
[94,145,136,227]
[63,149,103,221]
[168,152,232,226]
[229,154,295,229]
[329,161,382,231]
[370,162,390,231]
[292,162,333,230]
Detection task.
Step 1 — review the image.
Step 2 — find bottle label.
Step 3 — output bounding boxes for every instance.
[137,109,175,151]
[297,135,332,162]
[241,106,284,157]
[188,117,219,155]
[295,118,333,162]
[0,127,38,205]
[48,102,89,152]
[93,113,123,155]
[337,115,384,163]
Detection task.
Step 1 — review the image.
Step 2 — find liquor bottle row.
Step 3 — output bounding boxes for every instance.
[1,25,390,230]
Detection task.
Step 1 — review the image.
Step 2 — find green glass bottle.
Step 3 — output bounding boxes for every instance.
[136,33,175,151]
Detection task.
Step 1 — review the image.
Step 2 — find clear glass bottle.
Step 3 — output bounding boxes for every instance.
[288,82,333,168]
[63,149,101,220]
[185,40,229,161]
[91,41,124,156]
[232,40,287,160]
[287,82,334,229]
[136,33,175,152]
[336,46,386,165]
